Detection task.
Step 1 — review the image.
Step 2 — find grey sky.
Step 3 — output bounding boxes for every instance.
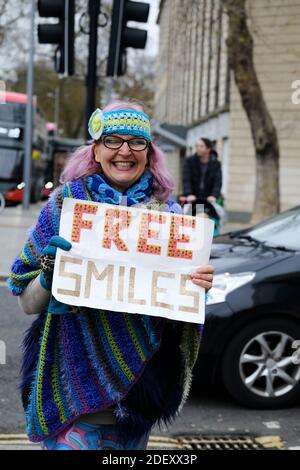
[138,0,160,57]
[0,0,160,81]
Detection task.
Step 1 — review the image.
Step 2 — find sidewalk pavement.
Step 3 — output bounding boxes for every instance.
[0,202,44,281]
[0,202,250,281]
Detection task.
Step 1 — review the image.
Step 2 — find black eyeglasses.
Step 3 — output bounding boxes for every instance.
[101,135,149,151]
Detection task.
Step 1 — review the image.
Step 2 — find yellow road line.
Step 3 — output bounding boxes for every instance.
[0,441,36,445]
[147,443,183,449]
[0,434,171,440]
[149,436,179,443]
[0,435,174,445]
[0,434,285,450]
[255,436,285,450]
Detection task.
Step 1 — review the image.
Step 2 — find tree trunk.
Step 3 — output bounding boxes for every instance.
[222,0,280,223]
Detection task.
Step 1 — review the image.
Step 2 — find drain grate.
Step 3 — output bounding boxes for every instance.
[148,434,284,450]
[177,435,263,450]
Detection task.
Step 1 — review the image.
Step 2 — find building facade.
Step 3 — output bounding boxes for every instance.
[154,0,300,220]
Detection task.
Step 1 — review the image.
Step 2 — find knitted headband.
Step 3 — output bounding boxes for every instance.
[88,108,152,142]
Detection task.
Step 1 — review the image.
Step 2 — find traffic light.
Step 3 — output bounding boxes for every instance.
[37,0,75,76]
[107,0,150,77]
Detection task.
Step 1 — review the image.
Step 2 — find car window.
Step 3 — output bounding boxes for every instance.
[246,208,300,251]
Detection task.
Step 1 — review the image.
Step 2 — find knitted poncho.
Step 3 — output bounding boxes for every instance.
[7,177,204,443]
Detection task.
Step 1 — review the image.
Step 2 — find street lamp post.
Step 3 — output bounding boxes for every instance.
[85,0,101,140]
[23,0,35,210]
[54,87,60,135]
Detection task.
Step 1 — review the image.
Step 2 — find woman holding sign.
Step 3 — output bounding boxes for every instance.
[7,99,214,451]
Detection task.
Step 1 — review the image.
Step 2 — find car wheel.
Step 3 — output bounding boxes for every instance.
[221,318,300,408]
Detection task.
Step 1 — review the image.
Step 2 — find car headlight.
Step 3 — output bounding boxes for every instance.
[206,272,255,305]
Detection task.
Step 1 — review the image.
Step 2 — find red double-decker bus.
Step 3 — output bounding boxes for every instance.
[0,91,47,204]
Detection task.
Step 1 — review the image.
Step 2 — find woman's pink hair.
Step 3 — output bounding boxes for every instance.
[60,99,174,201]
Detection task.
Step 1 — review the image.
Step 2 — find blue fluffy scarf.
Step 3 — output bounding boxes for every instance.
[85,170,154,206]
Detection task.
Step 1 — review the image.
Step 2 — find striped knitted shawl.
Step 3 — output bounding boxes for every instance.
[7,177,203,443]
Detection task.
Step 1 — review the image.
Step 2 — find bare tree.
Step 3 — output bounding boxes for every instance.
[4,0,156,137]
[222,0,280,222]
[0,0,27,46]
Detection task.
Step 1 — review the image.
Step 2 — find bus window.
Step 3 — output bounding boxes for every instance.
[0,148,22,180]
[0,103,26,124]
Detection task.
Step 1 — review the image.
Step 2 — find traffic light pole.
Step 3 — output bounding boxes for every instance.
[37,0,75,76]
[23,0,35,210]
[85,0,101,140]
[106,0,150,78]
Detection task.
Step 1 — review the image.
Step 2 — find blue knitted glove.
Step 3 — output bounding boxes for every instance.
[39,236,72,291]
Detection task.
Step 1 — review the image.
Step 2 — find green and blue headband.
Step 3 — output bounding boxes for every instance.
[88,108,152,142]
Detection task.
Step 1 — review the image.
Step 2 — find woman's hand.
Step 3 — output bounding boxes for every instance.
[190,264,214,292]
[39,236,72,291]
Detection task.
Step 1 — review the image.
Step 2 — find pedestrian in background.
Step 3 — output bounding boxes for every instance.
[7,99,214,451]
[183,138,222,204]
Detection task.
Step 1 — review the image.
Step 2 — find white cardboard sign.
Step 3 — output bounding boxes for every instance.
[52,198,214,324]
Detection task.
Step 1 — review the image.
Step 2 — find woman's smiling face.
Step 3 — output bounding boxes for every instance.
[94,134,149,192]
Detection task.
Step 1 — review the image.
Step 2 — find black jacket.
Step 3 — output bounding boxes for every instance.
[182,153,222,199]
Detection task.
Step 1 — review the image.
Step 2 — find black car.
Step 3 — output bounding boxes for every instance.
[195,206,300,408]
